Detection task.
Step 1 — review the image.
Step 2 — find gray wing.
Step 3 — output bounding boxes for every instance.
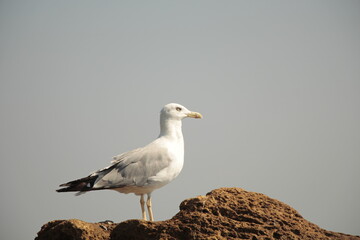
[92,143,171,189]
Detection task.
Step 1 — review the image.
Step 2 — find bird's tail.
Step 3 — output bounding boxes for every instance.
[56,175,98,195]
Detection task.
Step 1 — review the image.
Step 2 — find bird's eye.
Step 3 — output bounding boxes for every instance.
[176,107,182,112]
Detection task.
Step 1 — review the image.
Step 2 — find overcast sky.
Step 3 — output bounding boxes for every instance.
[0,1,359,239]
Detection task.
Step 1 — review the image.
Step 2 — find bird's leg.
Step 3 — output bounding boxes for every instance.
[146,194,154,221]
[140,194,147,221]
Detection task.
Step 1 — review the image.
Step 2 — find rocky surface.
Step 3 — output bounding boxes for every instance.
[35,219,116,240]
[36,188,360,240]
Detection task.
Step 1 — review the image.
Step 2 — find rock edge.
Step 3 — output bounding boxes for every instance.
[36,188,360,240]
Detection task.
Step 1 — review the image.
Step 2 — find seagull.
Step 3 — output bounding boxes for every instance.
[56,103,202,221]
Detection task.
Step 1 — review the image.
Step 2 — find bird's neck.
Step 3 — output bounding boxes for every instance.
[159,118,184,140]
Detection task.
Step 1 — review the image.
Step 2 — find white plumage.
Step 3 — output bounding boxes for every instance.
[57,103,202,221]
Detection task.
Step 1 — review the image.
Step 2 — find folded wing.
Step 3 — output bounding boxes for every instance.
[57,143,171,194]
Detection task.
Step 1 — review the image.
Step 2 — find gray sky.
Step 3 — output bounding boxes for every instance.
[0,1,359,239]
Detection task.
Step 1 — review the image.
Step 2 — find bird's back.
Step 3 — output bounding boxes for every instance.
[92,137,184,194]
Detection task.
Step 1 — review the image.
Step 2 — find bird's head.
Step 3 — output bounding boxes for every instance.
[161,103,202,121]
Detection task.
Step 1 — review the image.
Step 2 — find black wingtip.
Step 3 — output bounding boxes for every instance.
[56,175,97,193]
[56,188,67,193]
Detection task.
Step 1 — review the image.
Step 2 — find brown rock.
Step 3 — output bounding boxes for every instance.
[35,219,116,240]
[36,188,360,240]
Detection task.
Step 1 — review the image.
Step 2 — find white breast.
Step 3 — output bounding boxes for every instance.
[147,136,184,186]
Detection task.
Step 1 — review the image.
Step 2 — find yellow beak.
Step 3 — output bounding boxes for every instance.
[186,112,203,119]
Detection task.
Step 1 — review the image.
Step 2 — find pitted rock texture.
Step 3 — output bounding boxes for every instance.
[36,188,360,240]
